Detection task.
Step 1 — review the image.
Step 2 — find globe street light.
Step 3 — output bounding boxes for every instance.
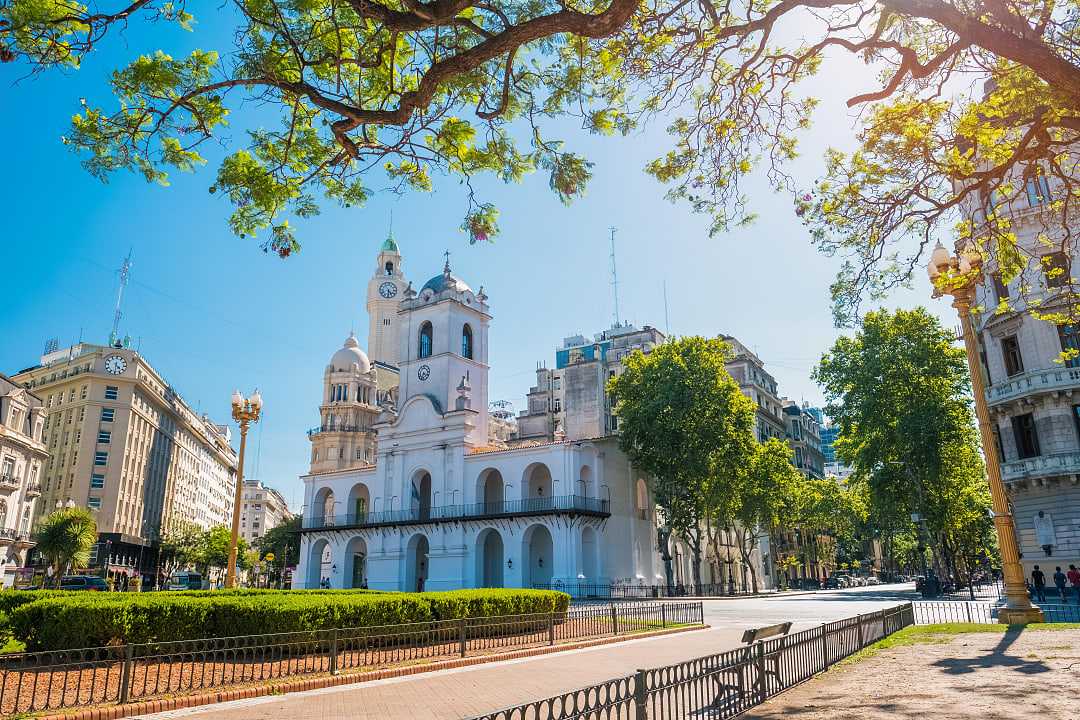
[927,242,1043,623]
[226,389,262,589]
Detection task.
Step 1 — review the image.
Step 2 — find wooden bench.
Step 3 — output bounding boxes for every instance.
[709,622,793,711]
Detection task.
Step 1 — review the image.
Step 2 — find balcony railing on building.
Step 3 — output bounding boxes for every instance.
[302,494,609,530]
[987,367,1080,406]
[24,482,41,497]
[0,475,19,491]
[1001,450,1080,483]
[306,424,367,437]
[0,528,32,543]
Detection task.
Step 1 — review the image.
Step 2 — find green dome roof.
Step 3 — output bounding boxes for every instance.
[381,235,399,252]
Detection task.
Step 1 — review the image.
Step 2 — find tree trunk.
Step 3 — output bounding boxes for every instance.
[688,531,704,595]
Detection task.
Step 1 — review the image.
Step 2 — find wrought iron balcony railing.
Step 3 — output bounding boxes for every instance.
[0,475,19,490]
[306,424,368,437]
[302,494,609,530]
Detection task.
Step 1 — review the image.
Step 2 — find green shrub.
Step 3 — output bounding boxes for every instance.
[10,589,569,651]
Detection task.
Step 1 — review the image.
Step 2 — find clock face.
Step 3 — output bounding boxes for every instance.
[379,281,398,299]
[417,364,431,381]
[104,355,127,375]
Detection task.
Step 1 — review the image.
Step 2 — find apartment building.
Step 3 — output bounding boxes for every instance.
[0,374,46,587]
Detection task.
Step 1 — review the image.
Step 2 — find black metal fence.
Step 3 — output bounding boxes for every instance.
[471,604,915,720]
[913,599,1080,624]
[534,582,765,600]
[0,601,703,715]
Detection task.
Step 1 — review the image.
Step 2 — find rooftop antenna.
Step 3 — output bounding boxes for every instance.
[109,250,133,347]
[609,227,620,327]
[663,280,671,337]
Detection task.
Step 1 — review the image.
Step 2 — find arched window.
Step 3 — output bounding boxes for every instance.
[385,261,394,276]
[419,322,433,359]
[462,324,473,359]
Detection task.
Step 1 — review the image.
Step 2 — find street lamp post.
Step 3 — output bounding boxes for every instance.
[226,389,263,589]
[928,242,1043,623]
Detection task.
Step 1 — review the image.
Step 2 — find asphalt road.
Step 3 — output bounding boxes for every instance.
[698,582,920,630]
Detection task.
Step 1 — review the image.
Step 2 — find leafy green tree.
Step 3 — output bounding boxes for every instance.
[814,308,994,580]
[609,336,756,591]
[158,520,202,578]
[5,0,1080,310]
[732,438,804,593]
[33,507,97,587]
[257,515,300,567]
[193,525,248,579]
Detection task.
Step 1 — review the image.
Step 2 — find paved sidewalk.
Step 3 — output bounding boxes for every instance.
[135,625,754,720]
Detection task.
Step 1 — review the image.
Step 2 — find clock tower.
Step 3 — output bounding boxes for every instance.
[366,235,406,368]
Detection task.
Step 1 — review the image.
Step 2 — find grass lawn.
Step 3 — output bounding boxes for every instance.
[840,621,1080,666]
[0,637,25,654]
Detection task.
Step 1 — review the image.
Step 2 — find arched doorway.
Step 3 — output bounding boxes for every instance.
[478,469,504,512]
[313,487,335,526]
[581,526,598,580]
[405,534,429,592]
[522,524,554,587]
[343,536,367,588]
[577,465,592,498]
[305,538,330,588]
[523,463,553,509]
[476,528,504,587]
[411,471,432,521]
[347,483,370,522]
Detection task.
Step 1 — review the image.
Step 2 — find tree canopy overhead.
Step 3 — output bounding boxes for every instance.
[4,0,1080,319]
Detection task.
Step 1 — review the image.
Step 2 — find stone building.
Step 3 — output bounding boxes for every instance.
[11,344,237,581]
[782,400,826,479]
[963,162,1080,577]
[721,336,787,444]
[239,479,292,544]
[296,243,663,593]
[0,374,46,587]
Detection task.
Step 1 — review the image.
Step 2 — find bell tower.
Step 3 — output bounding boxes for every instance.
[366,235,406,368]
[396,257,491,446]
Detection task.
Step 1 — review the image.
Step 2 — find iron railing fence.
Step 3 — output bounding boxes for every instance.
[913,599,1080,625]
[0,601,702,715]
[934,577,1004,601]
[303,495,610,530]
[472,604,915,720]
[534,582,766,600]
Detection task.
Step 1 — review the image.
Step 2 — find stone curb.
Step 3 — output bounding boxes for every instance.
[37,624,707,720]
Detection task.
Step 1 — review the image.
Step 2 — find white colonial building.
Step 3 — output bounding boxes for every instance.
[296,242,661,591]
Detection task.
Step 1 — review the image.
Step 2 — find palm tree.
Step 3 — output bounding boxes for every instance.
[33,507,98,587]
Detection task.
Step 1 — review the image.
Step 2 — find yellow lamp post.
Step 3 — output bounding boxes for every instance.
[226,389,262,589]
[927,242,1043,624]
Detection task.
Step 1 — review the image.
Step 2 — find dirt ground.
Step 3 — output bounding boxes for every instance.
[742,628,1080,720]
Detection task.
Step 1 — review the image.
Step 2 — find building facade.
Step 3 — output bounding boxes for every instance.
[964,163,1080,577]
[297,246,665,592]
[0,374,46,587]
[239,479,292,544]
[11,344,237,580]
[783,400,826,479]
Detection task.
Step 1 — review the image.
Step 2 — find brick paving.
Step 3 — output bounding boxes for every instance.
[132,625,750,720]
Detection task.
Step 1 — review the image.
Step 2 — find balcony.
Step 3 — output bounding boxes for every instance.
[24,482,41,497]
[986,367,1080,407]
[0,528,32,544]
[301,494,610,531]
[307,424,368,437]
[0,475,19,491]
[1001,451,1080,484]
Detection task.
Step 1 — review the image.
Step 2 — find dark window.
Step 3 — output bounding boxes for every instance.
[100,408,115,422]
[1002,336,1024,376]
[1058,325,1080,368]
[1026,174,1051,207]
[385,261,394,275]
[461,324,473,359]
[992,426,1005,463]
[992,273,1009,302]
[1011,413,1040,459]
[1043,252,1070,289]
[104,386,118,400]
[418,322,433,359]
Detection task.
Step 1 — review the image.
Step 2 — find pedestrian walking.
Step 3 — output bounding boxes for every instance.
[1067,564,1080,604]
[1031,565,1047,603]
[1054,566,1068,601]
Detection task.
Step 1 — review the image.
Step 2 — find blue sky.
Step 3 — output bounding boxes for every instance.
[0,17,950,511]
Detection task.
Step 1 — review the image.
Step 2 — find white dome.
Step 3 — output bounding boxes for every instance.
[329,333,371,373]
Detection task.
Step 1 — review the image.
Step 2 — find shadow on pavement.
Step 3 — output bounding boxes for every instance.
[931,628,1051,676]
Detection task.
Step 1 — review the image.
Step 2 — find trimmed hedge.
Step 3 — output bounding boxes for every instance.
[11,588,570,651]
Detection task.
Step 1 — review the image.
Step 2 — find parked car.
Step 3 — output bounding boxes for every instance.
[167,571,205,591]
[824,576,842,589]
[59,575,109,591]
[865,576,881,586]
